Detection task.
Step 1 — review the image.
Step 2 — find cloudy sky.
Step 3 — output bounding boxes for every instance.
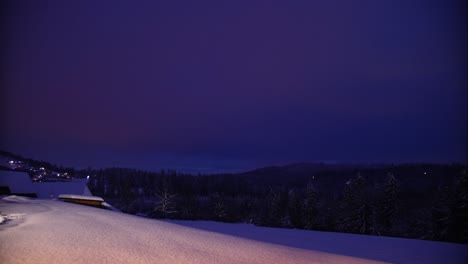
[1,0,466,172]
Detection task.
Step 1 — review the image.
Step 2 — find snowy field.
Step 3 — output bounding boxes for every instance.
[168,220,468,264]
[0,196,466,264]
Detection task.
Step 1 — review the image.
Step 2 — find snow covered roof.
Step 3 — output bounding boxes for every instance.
[0,170,92,199]
[58,194,104,202]
[0,170,35,195]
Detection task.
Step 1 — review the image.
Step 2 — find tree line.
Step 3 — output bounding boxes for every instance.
[83,164,467,243]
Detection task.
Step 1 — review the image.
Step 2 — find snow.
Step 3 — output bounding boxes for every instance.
[167,220,468,264]
[32,179,92,198]
[57,194,104,202]
[0,196,466,264]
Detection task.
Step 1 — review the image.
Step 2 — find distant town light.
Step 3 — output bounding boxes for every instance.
[423,172,427,175]
[9,160,14,164]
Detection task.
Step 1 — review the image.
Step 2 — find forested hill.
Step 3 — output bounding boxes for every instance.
[82,163,467,244]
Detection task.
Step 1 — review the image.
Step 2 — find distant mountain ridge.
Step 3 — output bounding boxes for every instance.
[244,162,395,176]
[1,149,464,177]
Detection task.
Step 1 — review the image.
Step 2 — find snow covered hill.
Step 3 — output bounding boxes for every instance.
[168,220,468,264]
[0,196,466,264]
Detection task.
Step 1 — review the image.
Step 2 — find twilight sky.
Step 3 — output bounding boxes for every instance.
[1,0,466,173]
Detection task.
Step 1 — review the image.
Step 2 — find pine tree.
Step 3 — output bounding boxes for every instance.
[379,173,400,235]
[431,185,452,241]
[288,189,303,228]
[302,181,319,230]
[211,192,227,221]
[447,169,468,243]
[338,173,373,234]
[262,188,283,227]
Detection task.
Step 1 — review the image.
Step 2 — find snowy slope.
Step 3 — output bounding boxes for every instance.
[168,220,468,264]
[0,196,466,264]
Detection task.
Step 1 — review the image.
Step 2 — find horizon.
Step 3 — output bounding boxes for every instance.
[1,148,465,175]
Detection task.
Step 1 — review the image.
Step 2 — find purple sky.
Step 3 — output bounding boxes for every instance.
[1,0,466,173]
